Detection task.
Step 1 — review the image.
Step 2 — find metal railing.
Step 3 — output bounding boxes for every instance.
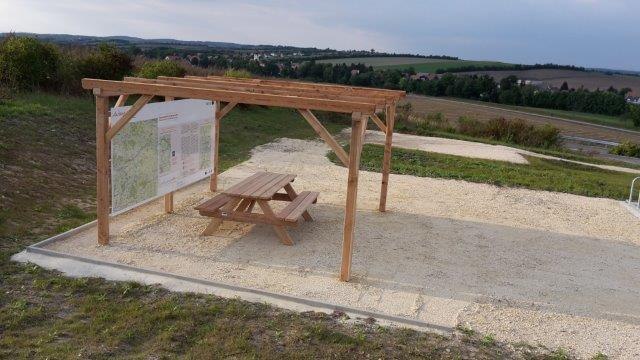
[629,177,640,208]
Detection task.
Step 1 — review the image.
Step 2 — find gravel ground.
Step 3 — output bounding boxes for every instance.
[43,137,640,359]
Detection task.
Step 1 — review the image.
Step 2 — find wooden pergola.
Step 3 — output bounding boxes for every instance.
[82,75,405,281]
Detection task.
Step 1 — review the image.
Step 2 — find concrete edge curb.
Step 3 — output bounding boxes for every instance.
[15,225,452,334]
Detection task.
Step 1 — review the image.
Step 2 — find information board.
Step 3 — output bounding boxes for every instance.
[110,99,215,214]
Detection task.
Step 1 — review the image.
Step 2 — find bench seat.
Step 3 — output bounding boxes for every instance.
[194,193,232,216]
[277,191,319,222]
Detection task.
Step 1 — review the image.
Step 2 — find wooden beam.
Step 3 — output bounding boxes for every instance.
[152,76,389,105]
[210,101,221,192]
[297,109,349,167]
[114,94,129,107]
[218,101,237,119]
[82,79,377,114]
[369,113,387,133]
[202,75,406,100]
[340,112,366,282]
[95,96,110,245]
[164,95,175,213]
[105,94,153,141]
[379,103,396,212]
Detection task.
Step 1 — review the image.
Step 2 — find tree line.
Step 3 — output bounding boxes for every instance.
[2,36,638,126]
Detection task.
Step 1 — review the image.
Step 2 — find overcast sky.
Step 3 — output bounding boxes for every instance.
[2,0,638,70]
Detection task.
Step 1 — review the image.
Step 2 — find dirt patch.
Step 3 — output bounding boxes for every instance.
[42,138,640,359]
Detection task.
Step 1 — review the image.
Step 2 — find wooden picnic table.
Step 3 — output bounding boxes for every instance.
[195,172,319,245]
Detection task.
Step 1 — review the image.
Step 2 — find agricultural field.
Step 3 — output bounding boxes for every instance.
[318,56,512,73]
[459,69,640,96]
[406,94,640,144]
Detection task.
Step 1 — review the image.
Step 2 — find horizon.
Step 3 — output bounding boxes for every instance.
[2,0,639,71]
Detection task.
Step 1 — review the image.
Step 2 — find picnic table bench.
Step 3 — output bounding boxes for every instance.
[195,172,318,245]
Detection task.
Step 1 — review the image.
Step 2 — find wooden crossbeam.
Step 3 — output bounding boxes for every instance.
[82,79,377,114]
[369,113,387,133]
[203,75,406,100]
[105,95,153,140]
[133,77,389,106]
[218,101,237,119]
[195,76,398,102]
[297,109,349,167]
[114,94,129,107]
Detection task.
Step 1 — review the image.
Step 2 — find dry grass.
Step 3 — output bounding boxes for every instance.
[406,95,640,143]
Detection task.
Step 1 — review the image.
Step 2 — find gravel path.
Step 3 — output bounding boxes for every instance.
[44,138,640,359]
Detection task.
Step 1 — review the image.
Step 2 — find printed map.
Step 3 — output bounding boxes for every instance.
[110,100,214,213]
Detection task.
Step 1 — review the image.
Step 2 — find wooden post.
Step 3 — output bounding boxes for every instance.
[164,96,175,213]
[210,101,221,192]
[95,95,110,245]
[340,112,366,281]
[378,103,396,212]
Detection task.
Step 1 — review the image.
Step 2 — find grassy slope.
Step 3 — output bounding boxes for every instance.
[443,97,638,130]
[1,93,573,359]
[396,126,640,170]
[329,144,634,200]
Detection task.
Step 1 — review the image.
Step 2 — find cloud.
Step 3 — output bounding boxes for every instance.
[1,0,638,70]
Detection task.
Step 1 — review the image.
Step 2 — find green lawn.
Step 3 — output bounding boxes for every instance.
[330,144,635,200]
[447,97,638,130]
[1,93,575,358]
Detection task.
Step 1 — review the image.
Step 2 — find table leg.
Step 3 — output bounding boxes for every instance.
[201,198,241,236]
[257,200,294,246]
[283,184,313,221]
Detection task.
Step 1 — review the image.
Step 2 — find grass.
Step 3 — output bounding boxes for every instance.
[1,92,574,358]
[329,144,636,200]
[317,57,513,73]
[446,97,638,130]
[394,119,640,170]
[379,60,512,73]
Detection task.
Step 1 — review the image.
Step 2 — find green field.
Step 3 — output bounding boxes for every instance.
[318,56,513,73]
[2,93,577,358]
[329,144,636,200]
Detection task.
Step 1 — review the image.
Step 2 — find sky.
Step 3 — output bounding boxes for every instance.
[1,0,639,71]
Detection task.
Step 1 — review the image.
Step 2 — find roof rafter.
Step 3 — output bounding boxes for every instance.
[125,76,387,107]
[82,78,378,114]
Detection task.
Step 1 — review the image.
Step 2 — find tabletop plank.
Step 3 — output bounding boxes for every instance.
[224,172,296,200]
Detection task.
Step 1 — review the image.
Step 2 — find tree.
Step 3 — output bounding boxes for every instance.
[0,35,60,91]
[137,60,186,79]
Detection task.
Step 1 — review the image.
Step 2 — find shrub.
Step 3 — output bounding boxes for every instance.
[0,36,60,91]
[628,104,640,127]
[456,116,486,137]
[137,60,186,79]
[224,68,252,79]
[76,43,132,80]
[456,116,561,148]
[610,141,640,158]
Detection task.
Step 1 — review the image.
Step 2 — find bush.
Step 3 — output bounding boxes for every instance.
[456,117,561,148]
[76,43,132,81]
[224,68,252,79]
[0,36,60,91]
[137,60,186,79]
[628,104,640,127]
[610,141,640,158]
